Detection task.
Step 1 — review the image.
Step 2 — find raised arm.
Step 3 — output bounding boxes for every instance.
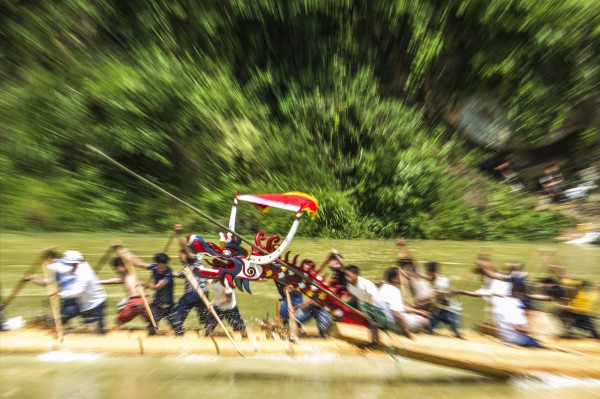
[174,224,195,259]
[119,248,150,269]
[474,259,511,282]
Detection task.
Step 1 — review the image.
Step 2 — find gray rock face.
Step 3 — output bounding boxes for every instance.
[457,97,515,150]
[455,95,584,151]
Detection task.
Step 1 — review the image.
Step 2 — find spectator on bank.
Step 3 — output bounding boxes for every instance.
[539,164,566,202]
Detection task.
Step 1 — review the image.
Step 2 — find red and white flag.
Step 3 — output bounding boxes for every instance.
[238,192,318,217]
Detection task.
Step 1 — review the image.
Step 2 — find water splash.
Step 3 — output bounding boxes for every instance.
[37,350,104,362]
[513,375,600,389]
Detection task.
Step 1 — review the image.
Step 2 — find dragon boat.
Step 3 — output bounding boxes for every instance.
[3,189,599,381]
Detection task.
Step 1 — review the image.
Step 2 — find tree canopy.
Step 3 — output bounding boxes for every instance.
[2,0,596,239]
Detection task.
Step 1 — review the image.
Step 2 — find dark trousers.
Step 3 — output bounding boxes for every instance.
[147,302,177,335]
[206,306,246,331]
[559,310,599,338]
[61,298,80,325]
[61,299,106,334]
[294,305,332,338]
[428,308,462,338]
[171,291,209,335]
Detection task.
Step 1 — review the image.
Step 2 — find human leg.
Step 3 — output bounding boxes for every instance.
[171,292,198,335]
[148,303,169,335]
[515,334,546,349]
[61,298,80,326]
[312,306,332,337]
[222,307,248,338]
[81,301,106,334]
[572,313,599,339]
[195,301,209,326]
[445,311,463,338]
[116,297,148,325]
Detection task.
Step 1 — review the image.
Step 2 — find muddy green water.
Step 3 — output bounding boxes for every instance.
[1,233,599,398]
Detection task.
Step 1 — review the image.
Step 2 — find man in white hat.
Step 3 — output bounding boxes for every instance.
[25,250,108,333]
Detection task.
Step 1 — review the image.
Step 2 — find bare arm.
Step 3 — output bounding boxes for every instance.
[404,305,430,318]
[119,248,150,269]
[99,277,124,285]
[454,289,484,298]
[212,293,232,308]
[22,275,50,287]
[514,324,531,335]
[527,294,552,302]
[474,259,510,282]
[174,224,195,259]
[396,238,415,261]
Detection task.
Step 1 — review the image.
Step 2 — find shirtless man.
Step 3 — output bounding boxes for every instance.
[100,250,149,326]
[395,239,435,310]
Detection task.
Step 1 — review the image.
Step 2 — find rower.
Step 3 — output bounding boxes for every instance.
[203,277,248,339]
[171,249,210,335]
[128,251,178,335]
[24,250,107,334]
[276,260,332,338]
[99,255,150,327]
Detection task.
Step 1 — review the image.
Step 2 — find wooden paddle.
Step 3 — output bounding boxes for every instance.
[41,260,63,342]
[285,288,298,342]
[180,266,245,357]
[531,249,557,279]
[119,252,158,331]
[94,242,122,273]
[163,234,175,254]
[2,247,57,310]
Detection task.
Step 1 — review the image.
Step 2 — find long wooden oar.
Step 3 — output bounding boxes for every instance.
[94,242,122,273]
[2,247,56,310]
[531,249,557,279]
[285,289,298,341]
[180,266,244,357]
[119,252,157,331]
[163,234,175,254]
[41,260,63,342]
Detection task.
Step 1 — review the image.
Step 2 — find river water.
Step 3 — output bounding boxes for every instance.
[1,233,599,398]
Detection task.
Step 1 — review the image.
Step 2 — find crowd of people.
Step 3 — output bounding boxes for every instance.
[21,231,599,347]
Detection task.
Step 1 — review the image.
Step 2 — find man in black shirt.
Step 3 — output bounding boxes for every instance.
[171,250,209,335]
[133,253,178,335]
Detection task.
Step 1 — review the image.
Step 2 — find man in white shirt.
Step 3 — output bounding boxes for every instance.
[25,250,107,333]
[204,278,248,339]
[343,265,381,305]
[494,282,545,348]
[344,265,428,339]
[378,267,430,338]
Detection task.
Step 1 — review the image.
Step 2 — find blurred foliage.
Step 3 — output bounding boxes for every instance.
[2,0,590,239]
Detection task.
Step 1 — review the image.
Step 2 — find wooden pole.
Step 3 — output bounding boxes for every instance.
[2,247,56,309]
[163,234,175,254]
[285,289,298,341]
[94,242,122,273]
[531,249,557,279]
[119,252,158,331]
[41,260,63,342]
[180,266,244,357]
